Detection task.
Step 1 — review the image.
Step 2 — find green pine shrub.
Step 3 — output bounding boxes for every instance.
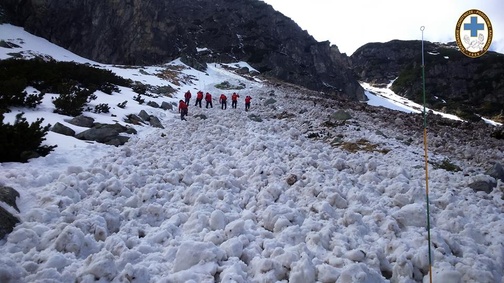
[133,94,145,104]
[100,82,120,94]
[0,77,44,112]
[0,113,56,163]
[94,103,110,113]
[0,58,130,114]
[434,159,461,172]
[52,82,94,116]
[132,83,147,95]
[117,101,128,109]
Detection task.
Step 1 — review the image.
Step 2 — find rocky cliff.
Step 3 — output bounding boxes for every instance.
[351,40,504,122]
[1,0,365,100]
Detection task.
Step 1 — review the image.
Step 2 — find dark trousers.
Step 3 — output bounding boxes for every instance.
[245,102,250,111]
[232,100,237,108]
[221,101,227,109]
[195,99,202,108]
[206,100,213,108]
[185,98,190,105]
[180,109,188,120]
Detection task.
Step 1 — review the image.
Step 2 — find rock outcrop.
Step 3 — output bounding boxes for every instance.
[0,186,20,239]
[75,123,135,146]
[51,111,167,145]
[1,0,365,100]
[50,115,138,146]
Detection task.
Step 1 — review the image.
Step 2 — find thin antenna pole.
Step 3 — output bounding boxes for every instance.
[421,26,433,283]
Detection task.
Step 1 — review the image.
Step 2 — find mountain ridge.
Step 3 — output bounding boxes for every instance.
[0,0,365,100]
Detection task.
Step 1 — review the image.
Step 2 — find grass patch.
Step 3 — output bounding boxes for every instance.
[156,65,197,86]
[433,159,461,172]
[339,138,390,154]
[215,81,246,90]
[273,111,296,119]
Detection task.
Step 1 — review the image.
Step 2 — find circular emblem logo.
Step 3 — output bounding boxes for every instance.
[455,9,493,58]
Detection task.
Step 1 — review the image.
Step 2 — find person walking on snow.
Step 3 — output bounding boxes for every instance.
[205,92,213,108]
[178,100,188,120]
[195,91,203,108]
[184,90,192,105]
[245,95,252,111]
[231,92,240,109]
[219,94,228,110]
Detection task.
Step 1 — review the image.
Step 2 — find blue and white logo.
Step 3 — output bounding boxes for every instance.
[455,10,493,58]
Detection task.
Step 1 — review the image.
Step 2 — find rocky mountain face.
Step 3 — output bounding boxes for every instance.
[351,40,504,122]
[1,0,365,100]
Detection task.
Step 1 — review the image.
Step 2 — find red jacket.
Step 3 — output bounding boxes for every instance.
[178,101,188,112]
[219,94,227,102]
[197,91,203,100]
[245,96,252,103]
[231,93,239,101]
[205,93,212,101]
[184,91,191,99]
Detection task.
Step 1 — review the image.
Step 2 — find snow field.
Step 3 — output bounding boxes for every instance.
[1,85,502,282]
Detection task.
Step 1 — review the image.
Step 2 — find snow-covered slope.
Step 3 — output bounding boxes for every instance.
[1,24,503,283]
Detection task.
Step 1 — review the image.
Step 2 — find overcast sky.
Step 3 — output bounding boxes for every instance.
[261,0,504,55]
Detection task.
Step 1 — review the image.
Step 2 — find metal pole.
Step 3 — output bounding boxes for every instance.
[421,26,433,283]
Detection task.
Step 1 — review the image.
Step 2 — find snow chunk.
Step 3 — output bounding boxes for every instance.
[391,254,414,282]
[327,192,348,209]
[173,241,225,272]
[182,211,210,233]
[43,252,69,271]
[425,267,462,283]
[0,258,26,282]
[261,205,304,232]
[289,254,316,283]
[225,219,245,238]
[220,237,244,259]
[317,263,341,282]
[204,230,226,245]
[117,263,150,283]
[273,216,292,233]
[392,203,426,227]
[337,263,386,283]
[210,210,227,230]
[54,225,85,255]
[76,250,118,281]
[73,215,108,242]
[6,227,40,253]
[249,257,286,282]
[162,262,218,283]
[345,249,367,262]
[219,259,248,282]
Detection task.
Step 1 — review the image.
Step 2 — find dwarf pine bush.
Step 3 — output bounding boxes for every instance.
[0,58,130,114]
[0,77,44,112]
[52,82,94,117]
[0,113,56,162]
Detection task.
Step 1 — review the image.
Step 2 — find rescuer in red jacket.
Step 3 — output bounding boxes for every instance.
[219,94,228,110]
[245,95,252,111]
[195,91,203,108]
[231,92,239,109]
[178,100,188,120]
[205,92,213,108]
[184,90,191,105]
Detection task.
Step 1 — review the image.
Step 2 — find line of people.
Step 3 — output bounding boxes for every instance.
[179,90,252,120]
